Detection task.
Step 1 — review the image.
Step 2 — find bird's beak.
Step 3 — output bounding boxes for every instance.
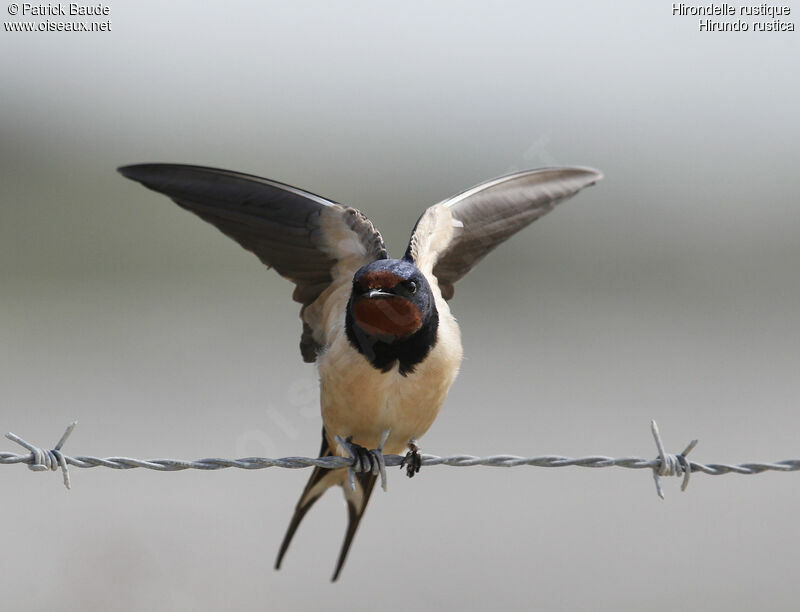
[365,289,394,299]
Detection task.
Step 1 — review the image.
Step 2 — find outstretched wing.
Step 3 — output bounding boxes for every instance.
[405,167,602,299]
[118,164,387,360]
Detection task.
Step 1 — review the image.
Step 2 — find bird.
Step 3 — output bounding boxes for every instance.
[118,162,602,580]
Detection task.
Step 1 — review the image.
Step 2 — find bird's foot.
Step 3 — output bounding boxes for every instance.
[347,438,379,473]
[335,429,390,492]
[400,440,422,478]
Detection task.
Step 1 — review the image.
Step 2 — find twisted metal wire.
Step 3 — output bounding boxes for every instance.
[2,421,798,497]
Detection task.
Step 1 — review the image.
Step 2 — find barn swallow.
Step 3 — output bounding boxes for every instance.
[118,163,602,580]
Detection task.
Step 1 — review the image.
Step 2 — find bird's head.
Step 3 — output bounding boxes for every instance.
[348,259,436,342]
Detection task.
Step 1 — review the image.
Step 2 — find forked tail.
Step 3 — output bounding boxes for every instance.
[275,431,379,581]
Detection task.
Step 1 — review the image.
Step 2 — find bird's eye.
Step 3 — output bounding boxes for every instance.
[406,281,417,294]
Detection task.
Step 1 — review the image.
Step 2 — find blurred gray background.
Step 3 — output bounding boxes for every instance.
[2,1,799,610]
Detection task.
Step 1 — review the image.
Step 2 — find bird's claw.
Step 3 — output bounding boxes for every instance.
[400,441,422,478]
[335,430,390,492]
[350,440,378,473]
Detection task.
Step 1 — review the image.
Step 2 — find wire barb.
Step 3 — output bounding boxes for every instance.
[650,420,698,499]
[5,421,77,490]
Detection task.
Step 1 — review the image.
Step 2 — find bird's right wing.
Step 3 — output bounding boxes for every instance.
[118,164,387,360]
[405,167,603,299]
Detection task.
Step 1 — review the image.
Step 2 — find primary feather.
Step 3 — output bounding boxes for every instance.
[406,167,603,299]
[117,164,386,361]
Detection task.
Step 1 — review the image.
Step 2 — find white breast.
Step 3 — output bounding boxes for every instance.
[317,294,462,456]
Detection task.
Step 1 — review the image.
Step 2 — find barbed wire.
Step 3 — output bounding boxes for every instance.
[2,421,798,499]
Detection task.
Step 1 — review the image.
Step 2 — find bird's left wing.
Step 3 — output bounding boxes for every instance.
[118,164,387,361]
[405,167,602,299]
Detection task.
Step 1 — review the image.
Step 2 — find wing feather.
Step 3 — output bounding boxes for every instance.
[406,167,602,299]
[118,163,387,360]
